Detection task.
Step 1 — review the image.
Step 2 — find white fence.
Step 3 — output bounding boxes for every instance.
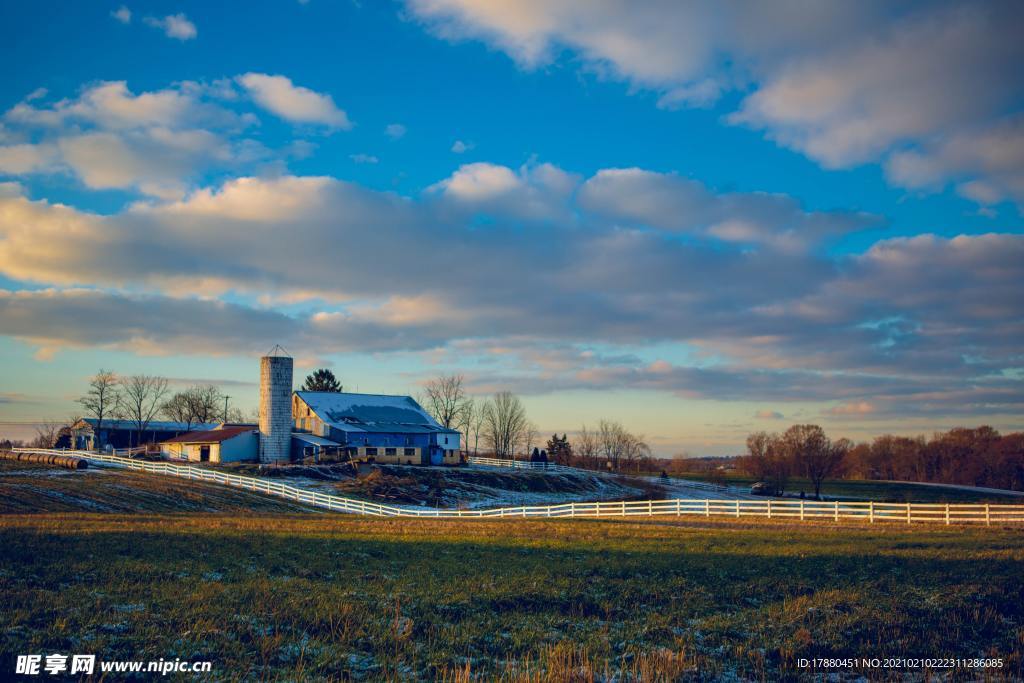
[467,456,747,492]
[11,449,1024,525]
[467,456,577,473]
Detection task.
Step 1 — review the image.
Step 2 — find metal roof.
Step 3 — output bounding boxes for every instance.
[78,419,219,432]
[162,425,256,444]
[291,433,342,447]
[295,391,459,435]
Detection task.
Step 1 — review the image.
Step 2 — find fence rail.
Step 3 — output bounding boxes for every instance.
[467,456,577,473]
[11,449,1024,525]
[466,456,746,494]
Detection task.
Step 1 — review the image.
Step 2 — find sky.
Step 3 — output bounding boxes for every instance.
[0,0,1022,455]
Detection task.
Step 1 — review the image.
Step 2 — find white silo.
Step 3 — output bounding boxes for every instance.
[259,346,293,463]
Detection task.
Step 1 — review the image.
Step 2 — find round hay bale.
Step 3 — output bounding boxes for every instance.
[73,458,88,470]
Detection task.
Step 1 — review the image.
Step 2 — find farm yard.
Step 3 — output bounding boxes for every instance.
[1,513,1022,681]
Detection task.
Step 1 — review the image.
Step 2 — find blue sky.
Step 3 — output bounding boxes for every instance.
[1,1,1022,454]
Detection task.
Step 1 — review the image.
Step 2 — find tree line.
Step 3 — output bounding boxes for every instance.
[33,370,252,450]
[420,374,654,471]
[739,424,1024,495]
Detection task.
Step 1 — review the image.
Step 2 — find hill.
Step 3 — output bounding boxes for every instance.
[0,459,320,514]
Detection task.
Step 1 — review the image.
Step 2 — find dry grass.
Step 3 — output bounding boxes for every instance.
[1,514,1021,681]
[0,464,321,513]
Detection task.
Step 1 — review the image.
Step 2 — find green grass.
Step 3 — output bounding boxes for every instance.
[676,472,1023,503]
[1,514,1021,681]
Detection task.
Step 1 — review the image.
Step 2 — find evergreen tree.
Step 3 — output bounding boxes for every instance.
[303,368,342,392]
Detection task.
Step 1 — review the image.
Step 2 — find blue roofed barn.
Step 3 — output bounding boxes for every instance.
[292,391,461,465]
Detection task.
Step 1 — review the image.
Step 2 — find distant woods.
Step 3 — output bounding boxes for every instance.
[302,368,342,393]
[740,424,1024,494]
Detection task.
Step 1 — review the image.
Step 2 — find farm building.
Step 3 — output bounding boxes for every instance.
[292,391,462,465]
[161,425,259,463]
[68,418,219,451]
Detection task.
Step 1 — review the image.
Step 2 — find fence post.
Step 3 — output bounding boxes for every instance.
[705,499,710,518]
[676,499,681,517]
[985,503,991,527]
[648,500,653,517]
[906,503,911,524]
[945,504,950,526]
[621,501,626,517]
[570,501,575,518]
[869,500,874,524]
[767,499,772,519]
[834,500,839,522]
[735,500,740,518]
[799,500,804,522]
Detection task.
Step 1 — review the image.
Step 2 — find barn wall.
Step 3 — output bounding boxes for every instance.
[218,432,259,462]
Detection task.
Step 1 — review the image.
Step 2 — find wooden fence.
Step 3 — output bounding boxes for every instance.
[467,456,576,473]
[11,449,1024,525]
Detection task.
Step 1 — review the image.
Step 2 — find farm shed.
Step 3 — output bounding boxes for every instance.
[161,425,258,463]
[292,433,344,461]
[292,391,462,466]
[68,418,219,451]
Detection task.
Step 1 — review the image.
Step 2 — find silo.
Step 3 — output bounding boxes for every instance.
[259,346,293,463]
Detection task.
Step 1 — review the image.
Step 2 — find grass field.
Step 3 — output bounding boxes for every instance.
[676,471,1023,503]
[1,513,1021,681]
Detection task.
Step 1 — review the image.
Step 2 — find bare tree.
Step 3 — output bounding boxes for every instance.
[162,392,196,431]
[188,385,224,425]
[481,391,528,459]
[457,398,477,456]
[574,425,598,466]
[78,369,120,450]
[469,400,485,456]
[520,420,539,458]
[118,375,169,448]
[422,374,467,429]
[32,420,63,449]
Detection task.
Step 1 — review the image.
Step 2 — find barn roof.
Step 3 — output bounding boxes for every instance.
[162,425,256,444]
[292,433,342,447]
[295,391,459,435]
[77,418,219,432]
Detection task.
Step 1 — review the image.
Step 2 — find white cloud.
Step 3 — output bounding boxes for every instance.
[237,73,351,129]
[0,143,58,175]
[406,1,1024,205]
[432,161,578,220]
[144,13,197,40]
[885,115,1024,208]
[385,123,407,139]
[451,139,474,153]
[731,4,1024,169]
[349,153,379,164]
[111,6,131,24]
[0,78,283,198]
[0,169,1019,418]
[578,167,875,251]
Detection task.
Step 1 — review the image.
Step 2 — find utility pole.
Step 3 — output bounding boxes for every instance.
[223,395,230,423]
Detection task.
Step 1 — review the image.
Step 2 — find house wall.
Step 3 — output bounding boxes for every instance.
[161,434,256,463]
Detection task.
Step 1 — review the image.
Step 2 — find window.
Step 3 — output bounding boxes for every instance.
[385,447,397,456]
[365,447,378,456]
[444,436,449,444]
[404,448,415,456]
